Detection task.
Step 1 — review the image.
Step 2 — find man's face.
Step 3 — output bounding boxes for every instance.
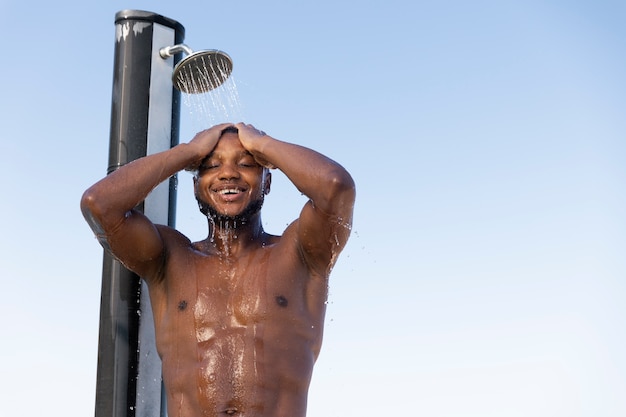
[194,132,270,222]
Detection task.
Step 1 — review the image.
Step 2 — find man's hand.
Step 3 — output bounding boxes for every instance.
[235,122,276,169]
[185,122,233,171]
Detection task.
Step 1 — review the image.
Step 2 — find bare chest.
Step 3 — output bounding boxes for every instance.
[157,246,310,336]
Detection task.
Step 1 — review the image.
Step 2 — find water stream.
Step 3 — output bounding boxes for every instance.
[175,56,347,414]
[177,59,244,130]
[177,57,261,414]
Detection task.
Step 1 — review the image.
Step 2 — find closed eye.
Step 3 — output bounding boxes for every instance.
[200,162,220,171]
[238,158,259,168]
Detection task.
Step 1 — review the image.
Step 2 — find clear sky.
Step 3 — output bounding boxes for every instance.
[1,1,625,416]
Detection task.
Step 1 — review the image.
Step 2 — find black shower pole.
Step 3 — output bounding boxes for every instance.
[95,10,184,417]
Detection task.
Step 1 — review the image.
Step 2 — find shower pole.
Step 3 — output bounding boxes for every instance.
[96,10,184,417]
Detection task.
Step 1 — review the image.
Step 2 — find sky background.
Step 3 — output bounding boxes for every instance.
[1,1,625,416]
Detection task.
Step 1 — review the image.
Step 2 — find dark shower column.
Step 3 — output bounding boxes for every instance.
[96,10,184,417]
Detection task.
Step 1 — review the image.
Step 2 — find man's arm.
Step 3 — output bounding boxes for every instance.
[236,123,356,276]
[80,123,231,281]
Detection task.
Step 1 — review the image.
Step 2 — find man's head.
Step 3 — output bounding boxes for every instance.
[193,127,271,223]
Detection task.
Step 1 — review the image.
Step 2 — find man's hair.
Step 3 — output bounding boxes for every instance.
[221,126,239,136]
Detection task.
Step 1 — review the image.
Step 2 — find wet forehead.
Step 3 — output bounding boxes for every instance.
[209,133,250,159]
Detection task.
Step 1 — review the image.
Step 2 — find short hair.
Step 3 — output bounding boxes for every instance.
[220,126,239,136]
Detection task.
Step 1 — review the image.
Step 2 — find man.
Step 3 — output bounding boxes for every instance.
[81,122,355,416]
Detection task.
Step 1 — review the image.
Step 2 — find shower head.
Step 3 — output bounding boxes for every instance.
[160,44,233,94]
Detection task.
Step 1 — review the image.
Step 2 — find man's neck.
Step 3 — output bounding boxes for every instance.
[206,215,265,256]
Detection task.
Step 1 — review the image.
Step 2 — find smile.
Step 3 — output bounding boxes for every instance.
[217,188,244,195]
[212,186,248,203]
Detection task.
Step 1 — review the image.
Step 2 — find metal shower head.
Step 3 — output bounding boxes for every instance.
[160,44,233,94]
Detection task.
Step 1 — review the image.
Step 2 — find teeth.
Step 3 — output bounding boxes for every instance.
[218,188,241,195]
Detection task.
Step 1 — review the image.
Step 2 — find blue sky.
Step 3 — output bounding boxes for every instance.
[1,1,625,416]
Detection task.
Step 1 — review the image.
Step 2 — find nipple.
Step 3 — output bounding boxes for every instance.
[275,295,288,307]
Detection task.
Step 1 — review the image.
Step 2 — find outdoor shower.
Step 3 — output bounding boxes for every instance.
[96,10,231,417]
[160,44,233,94]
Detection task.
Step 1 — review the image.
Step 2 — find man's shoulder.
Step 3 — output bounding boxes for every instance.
[155,224,193,248]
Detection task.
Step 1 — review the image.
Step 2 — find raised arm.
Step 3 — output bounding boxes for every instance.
[80,123,232,281]
[236,123,356,276]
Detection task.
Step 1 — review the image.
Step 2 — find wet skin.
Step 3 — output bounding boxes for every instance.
[154,136,327,415]
[81,124,355,416]
[150,224,327,416]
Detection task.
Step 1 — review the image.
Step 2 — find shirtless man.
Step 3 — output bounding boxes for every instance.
[81,122,355,417]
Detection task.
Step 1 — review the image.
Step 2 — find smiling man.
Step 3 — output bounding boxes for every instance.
[81,122,355,417]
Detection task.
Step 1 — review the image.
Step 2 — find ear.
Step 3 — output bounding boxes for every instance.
[263,170,272,195]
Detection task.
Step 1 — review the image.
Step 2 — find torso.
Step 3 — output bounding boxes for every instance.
[146,225,328,417]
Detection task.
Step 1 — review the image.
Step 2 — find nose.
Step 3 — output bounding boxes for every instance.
[217,161,240,180]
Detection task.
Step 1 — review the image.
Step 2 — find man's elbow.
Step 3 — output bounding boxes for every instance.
[324,169,356,210]
[80,187,109,232]
[81,187,98,216]
[334,170,356,197]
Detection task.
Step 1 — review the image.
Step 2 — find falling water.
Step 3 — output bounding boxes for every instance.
[176,56,244,130]
[174,50,269,412]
